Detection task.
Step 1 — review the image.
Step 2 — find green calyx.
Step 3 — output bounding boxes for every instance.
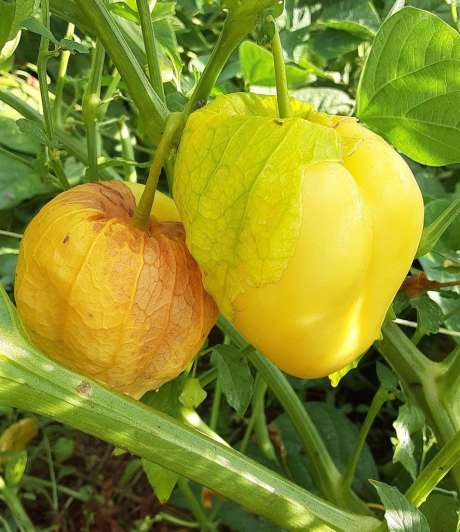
[174,93,349,317]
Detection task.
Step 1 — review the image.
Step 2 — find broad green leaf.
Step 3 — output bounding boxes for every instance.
[371,480,430,532]
[276,402,378,499]
[0,117,40,154]
[142,459,179,503]
[392,403,425,479]
[212,344,254,416]
[9,0,34,38]
[21,17,58,43]
[357,7,460,166]
[293,88,354,115]
[320,0,380,38]
[16,118,47,144]
[421,494,460,532]
[239,40,315,87]
[410,294,444,337]
[309,29,363,60]
[174,93,342,316]
[0,153,57,210]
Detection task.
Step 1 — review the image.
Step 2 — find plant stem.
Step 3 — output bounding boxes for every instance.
[379,320,460,491]
[118,117,137,183]
[0,90,120,182]
[218,317,372,516]
[185,4,276,115]
[253,377,278,463]
[240,373,265,454]
[54,22,75,127]
[0,478,35,532]
[417,196,460,257]
[74,0,168,145]
[37,0,69,190]
[209,380,221,432]
[270,17,291,119]
[405,431,460,507]
[136,0,165,103]
[344,387,390,489]
[177,479,214,531]
[132,112,184,230]
[82,40,105,182]
[0,230,22,239]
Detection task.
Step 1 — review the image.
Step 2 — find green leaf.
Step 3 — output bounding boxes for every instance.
[21,17,58,43]
[0,1,16,50]
[59,38,89,54]
[320,0,380,38]
[0,117,40,154]
[9,0,33,38]
[179,378,207,409]
[52,437,75,463]
[16,118,47,145]
[5,450,27,486]
[212,345,254,416]
[357,7,460,166]
[410,294,444,337]
[376,362,399,393]
[240,40,315,87]
[174,93,342,316]
[0,152,56,210]
[392,402,425,479]
[329,357,360,387]
[292,87,354,115]
[371,480,430,532]
[142,380,182,418]
[309,29,363,60]
[276,402,378,499]
[421,494,460,532]
[142,459,179,504]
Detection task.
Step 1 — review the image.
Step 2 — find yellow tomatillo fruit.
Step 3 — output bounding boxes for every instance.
[15,182,218,398]
[174,93,424,379]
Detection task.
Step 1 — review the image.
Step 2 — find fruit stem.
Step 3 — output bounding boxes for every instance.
[132,112,184,230]
[270,16,291,119]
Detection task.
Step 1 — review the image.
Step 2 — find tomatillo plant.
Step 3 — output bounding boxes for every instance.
[0,1,459,530]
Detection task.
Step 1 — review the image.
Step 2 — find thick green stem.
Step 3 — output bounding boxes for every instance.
[82,40,105,182]
[136,0,165,103]
[0,478,35,532]
[132,112,184,230]
[54,22,75,127]
[74,0,168,145]
[405,431,460,507]
[37,0,70,190]
[0,311,383,530]
[344,387,390,489]
[270,17,291,119]
[218,317,372,516]
[379,321,460,492]
[417,196,460,257]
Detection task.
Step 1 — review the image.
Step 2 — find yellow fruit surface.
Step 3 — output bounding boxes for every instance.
[15,182,217,398]
[174,93,424,378]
